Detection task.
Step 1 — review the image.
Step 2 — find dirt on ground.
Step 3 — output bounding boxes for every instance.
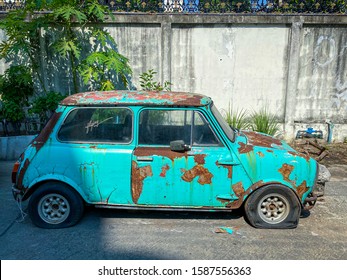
[291,140,347,167]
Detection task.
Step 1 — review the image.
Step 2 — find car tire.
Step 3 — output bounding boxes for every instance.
[28,182,84,229]
[244,184,301,229]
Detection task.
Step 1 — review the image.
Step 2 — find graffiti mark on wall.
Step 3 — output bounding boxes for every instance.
[312,35,347,111]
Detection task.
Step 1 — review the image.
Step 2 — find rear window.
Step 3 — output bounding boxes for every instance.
[58,108,133,143]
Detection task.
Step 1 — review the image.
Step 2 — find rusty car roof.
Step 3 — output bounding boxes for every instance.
[60,91,212,107]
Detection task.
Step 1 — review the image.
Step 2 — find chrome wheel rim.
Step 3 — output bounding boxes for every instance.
[38,193,70,224]
[257,193,290,224]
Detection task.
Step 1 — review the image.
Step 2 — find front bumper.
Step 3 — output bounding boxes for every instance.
[303,193,317,210]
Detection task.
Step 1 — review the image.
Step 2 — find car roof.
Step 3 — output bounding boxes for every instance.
[60,91,212,107]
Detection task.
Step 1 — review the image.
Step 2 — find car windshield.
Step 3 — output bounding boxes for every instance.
[211,104,235,142]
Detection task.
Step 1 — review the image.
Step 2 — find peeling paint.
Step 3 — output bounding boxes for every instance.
[160,164,170,177]
[61,91,211,107]
[238,142,254,154]
[288,151,310,162]
[134,147,187,162]
[181,165,213,185]
[131,161,153,204]
[225,180,265,209]
[232,182,245,197]
[31,112,62,152]
[278,163,295,184]
[257,151,265,157]
[243,131,282,148]
[194,154,206,165]
[17,159,30,188]
[297,181,309,199]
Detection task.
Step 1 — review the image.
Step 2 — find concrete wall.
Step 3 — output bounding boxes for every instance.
[0,135,35,160]
[0,14,346,142]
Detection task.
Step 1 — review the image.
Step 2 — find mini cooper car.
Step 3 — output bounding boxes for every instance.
[12,91,325,229]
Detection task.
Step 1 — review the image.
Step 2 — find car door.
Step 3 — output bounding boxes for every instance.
[131,108,237,208]
[56,107,135,204]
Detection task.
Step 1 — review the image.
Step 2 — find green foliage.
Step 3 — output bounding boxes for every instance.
[0,65,34,123]
[139,69,172,91]
[79,50,132,91]
[249,108,280,136]
[30,92,66,122]
[223,105,250,130]
[0,0,132,96]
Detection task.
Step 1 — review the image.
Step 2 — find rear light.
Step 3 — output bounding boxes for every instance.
[12,161,20,184]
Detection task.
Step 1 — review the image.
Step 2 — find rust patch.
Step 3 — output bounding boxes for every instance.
[134,147,187,162]
[17,158,30,189]
[278,163,295,183]
[215,161,233,178]
[160,164,170,177]
[243,131,282,148]
[297,181,309,199]
[217,198,231,204]
[238,142,254,154]
[194,154,206,165]
[31,112,62,152]
[225,180,266,209]
[131,161,153,204]
[181,166,213,185]
[266,149,274,153]
[288,151,310,162]
[61,91,210,107]
[257,151,265,157]
[232,182,245,197]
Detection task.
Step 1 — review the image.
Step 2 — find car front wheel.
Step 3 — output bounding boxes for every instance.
[28,182,84,229]
[244,185,301,229]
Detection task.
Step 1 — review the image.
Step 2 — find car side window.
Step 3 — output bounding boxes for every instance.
[192,112,221,146]
[138,109,221,146]
[58,108,133,143]
[139,110,192,145]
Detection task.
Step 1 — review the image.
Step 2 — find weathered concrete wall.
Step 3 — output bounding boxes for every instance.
[0,14,346,142]
[0,135,35,160]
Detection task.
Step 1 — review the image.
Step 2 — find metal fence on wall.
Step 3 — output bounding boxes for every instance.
[0,0,346,13]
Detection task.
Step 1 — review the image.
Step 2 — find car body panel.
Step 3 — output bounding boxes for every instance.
[12,91,318,213]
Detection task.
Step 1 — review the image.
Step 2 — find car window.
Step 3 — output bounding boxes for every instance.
[58,108,133,143]
[192,111,221,146]
[138,109,221,147]
[211,104,235,142]
[139,110,192,145]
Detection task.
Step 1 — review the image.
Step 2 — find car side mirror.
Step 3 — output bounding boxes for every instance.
[170,140,191,152]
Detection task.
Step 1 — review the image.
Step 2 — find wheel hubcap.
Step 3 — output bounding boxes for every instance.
[257,193,290,224]
[38,194,70,224]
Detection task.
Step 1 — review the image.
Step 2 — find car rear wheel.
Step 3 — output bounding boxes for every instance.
[28,182,84,229]
[244,185,301,229]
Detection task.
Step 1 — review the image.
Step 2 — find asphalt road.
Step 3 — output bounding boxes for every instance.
[1,160,346,260]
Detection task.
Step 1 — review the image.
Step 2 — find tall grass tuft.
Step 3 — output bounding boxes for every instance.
[223,105,250,131]
[250,108,279,136]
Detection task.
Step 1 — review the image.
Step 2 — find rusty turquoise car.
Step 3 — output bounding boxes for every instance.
[12,91,323,229]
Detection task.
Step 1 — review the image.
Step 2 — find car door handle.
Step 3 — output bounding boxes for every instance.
[136,156,153,162]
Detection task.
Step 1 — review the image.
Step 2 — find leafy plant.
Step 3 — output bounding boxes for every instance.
[0,65,34,132]
[223,104,250,130]
[139,69,172,91]
[0,8,47,94]
[249,108,280,136]
[30,92,67,122]
[79,50,132,91]
[0,0,132,95]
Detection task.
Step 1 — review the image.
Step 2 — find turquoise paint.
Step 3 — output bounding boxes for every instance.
[14,91,318,210]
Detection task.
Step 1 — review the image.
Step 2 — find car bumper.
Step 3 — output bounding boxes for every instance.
[303,193,317,210]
